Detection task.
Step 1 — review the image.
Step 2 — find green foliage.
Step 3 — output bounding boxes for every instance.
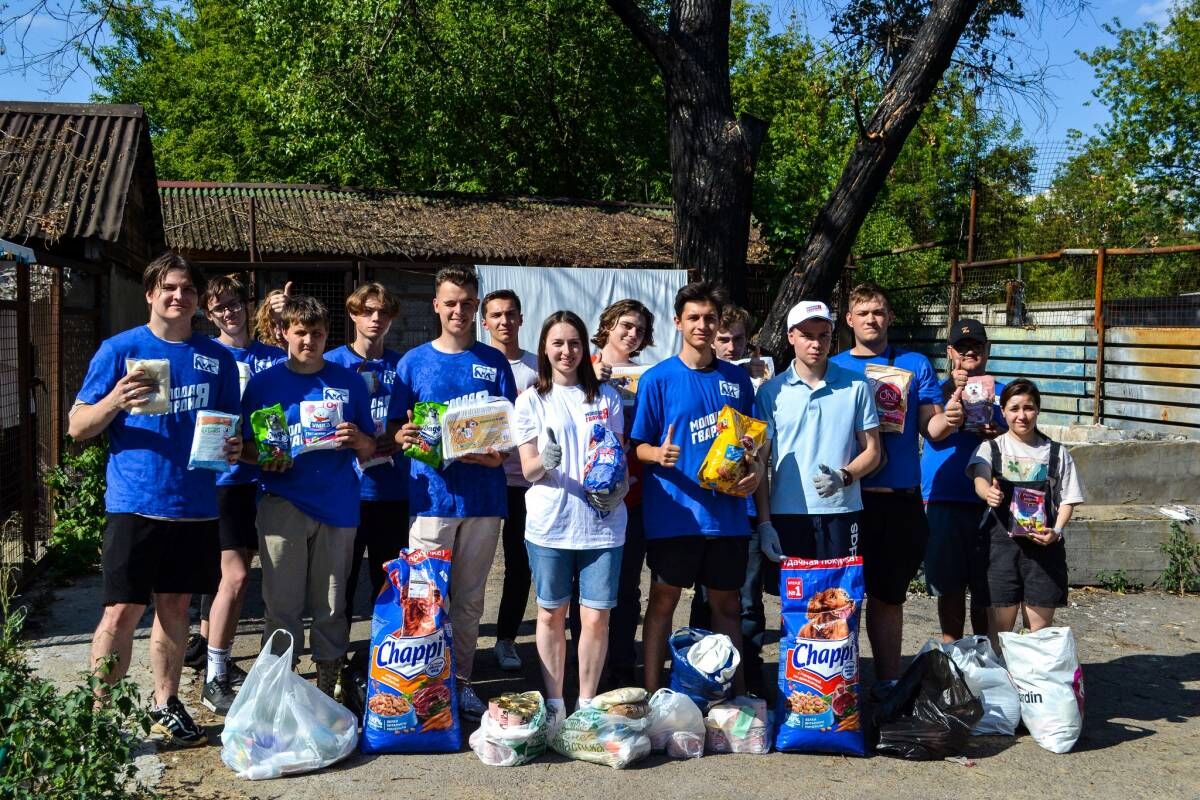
[1095,569,1144,595]
[43,441,107,577]
[1157,523,1200,596]
[0,572,154,799]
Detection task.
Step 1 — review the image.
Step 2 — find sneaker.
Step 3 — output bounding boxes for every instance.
[494,639,522,671]
[225,661,248,690]
[150,696,206,747]
[545,703,565,738]
[201,676,236,715]
[458,684,487,722]
[183,634,207,671]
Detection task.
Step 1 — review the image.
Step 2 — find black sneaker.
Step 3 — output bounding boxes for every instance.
[183,634,207,671]
[150,696,207,747]
[226,661,248,689]
[202,676,236,715]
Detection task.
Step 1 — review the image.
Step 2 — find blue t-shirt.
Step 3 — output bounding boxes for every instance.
[387,342,517,517]
[240,361,375,528]
[921,378,1008,503]
[830,346,942,490]
[325,345,409,503]
[216,339,286,487]
[629,356,756,540]
[76,325,240,519]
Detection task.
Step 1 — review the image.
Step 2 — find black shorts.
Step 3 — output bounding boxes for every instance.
[859,491,929,605]
[987,528,1068,608]
[773,512,861,560]
[646,535,750,592]
[217,483,259,551]
[102,514,221,605]
[924,502,990,602]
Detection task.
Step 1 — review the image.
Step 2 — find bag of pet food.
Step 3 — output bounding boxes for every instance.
[292,399,343,457]
[697,405,767,496]
[469,691,549,767]
[704,695,770,754]
[775,556,866,756]
[403,401,447,468]
[361,549,459,754]
[188,411,239,472]
[1011,486,1050,537]
[999,627,1084,753]
[124,358,171,416]
[963,375,996,431]
[551,688,651,769]
[582,423,626,517]
[864,364,913,433]
[609,365,650,408]
[250,403,291,469]
[442,395,516,459]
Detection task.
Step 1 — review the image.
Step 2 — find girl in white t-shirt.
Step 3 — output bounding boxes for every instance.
[516,311,627,723]
[967,379,1084,650]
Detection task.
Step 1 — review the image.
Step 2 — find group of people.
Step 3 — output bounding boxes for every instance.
[75,253,1083,747]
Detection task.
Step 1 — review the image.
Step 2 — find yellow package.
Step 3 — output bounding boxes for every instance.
[698,405,767,496]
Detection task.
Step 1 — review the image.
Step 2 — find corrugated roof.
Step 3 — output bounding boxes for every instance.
[0,101,160,246]
[160,181,769,267]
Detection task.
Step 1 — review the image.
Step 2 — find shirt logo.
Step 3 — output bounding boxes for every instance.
[472,364,498,382]
[719,380,741,399]
[193,354,220,374]
[323,387,350,403]
[584,408,610,423]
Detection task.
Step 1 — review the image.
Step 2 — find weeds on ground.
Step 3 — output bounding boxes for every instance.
[1158,522,1200,596]
[43,440,107,577]
[1095,570,1145,594]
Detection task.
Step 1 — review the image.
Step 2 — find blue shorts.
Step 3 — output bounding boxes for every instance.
[525,541,622,610]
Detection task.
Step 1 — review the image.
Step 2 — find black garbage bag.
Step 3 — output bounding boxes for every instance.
[872,650,984,760]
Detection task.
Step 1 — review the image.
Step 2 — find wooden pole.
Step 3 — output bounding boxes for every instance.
[1092,248,1106,425]
[16,261,36,566]
[48,266,63,471]
[966,185,978,264]
[947,259,962,337]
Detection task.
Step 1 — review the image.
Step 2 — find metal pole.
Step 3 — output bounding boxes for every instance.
[966,186,978,265]
[1092,248,1106,425]
[947,259,962,337]
[16,260,36,566]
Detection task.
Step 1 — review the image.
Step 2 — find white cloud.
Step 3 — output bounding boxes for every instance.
[1136,0,1176,26]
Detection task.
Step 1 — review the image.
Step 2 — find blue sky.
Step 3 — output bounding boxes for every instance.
[0,1,1178,149]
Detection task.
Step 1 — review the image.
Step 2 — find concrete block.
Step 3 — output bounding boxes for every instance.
[1067,440,1200,506]
[1066,505,1196,585]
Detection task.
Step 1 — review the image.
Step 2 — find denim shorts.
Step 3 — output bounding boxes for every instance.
[525,540,623,610]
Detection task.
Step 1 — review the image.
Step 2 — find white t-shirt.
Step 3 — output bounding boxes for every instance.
[503,351,540,487]
[966,432,1085,506]
[514,382,626,549]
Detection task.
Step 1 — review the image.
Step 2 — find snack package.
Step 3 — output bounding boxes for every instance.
[775,556,866,756]
[999,627,1084,754]
[441,395,516,459]
[704,695,771,755]
[404,401,447,468]
[469,691,549,767]
[250,403,291,469]
[583,424,626,516]
[187,411,239,472]
[963,375,996,431]
[697,405,767,496]
[292,399,344,458]
[609,365,650,408]
[124,358,171,416]
[551,688,651,769]
[864,364,913,433]
[646,689,705,759]
[1011,486,1049,537]
[361,549,459,754]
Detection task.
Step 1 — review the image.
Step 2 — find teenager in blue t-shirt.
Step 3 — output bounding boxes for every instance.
[389,266,517,721]
[240,296,376,696]
[829,283,964,688]
[70,253,241,747]
[630,282,760,694]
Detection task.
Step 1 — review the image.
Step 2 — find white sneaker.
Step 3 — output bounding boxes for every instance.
[545,703,565,738]
[458,683,487,721]
[494,639,522,671]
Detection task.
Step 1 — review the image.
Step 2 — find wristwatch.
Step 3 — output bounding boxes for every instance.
[839,467,854,486]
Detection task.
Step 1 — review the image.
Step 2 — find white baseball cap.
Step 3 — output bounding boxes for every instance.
[786,300,833,330]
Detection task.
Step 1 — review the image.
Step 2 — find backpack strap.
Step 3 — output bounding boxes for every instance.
[988,438,1002,480]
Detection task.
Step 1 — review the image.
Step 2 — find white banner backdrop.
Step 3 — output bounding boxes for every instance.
[475,265,687,364]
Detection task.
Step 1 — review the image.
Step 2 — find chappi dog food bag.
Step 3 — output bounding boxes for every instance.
[361,549,460,754]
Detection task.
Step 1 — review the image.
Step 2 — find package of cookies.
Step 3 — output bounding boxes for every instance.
[441,395,516,460]
[697,406,767,496]
[124,358,171,416]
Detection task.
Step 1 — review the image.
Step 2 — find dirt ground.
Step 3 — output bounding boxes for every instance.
[20,548,1200,800]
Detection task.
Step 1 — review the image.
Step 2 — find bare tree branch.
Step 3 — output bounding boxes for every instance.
[605,0,672,71]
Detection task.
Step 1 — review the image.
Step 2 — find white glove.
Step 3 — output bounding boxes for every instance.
[541,429,562,472]
[758,521,783,563]
[812,463,846,499]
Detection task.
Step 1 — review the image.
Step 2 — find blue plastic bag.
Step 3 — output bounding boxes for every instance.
[668,628,735,714]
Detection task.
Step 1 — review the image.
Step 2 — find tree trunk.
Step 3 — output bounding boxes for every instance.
[757,0,982,353]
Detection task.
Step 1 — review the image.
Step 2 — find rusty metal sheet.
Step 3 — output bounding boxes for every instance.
[1105,345,1200,367]
[1105,327,1200,347]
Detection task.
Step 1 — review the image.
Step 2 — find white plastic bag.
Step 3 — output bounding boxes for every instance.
[221,631,358,779]
[704,695,771,754]
[551,707,651,769]
[469,691,549,767]
[646,689,705,759]
[919,636,1021,736]
[125,358,170,416]
[999,627,1085,753]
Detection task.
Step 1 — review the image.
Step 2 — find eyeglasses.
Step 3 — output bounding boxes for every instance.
[208,301,244,317]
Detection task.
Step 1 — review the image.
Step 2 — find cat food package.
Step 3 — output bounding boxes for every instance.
[188,411,239,472]
[124,358,171,416]
[250,403,291,469]
[1011,486,1049,537]
[698,405,767,496]
[864,364,913,433]
[963,375,996,431]
[404,401,447,468]
[292,399,343,457]
[442,395,516,459]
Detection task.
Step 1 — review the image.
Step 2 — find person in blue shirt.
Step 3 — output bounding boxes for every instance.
[630,282,761,694]
[391,266,518,720]
[922,318,1006,642]
[70,253,241,747]
[829,283,963,688]
[240,295,376,697]
[187,273,284,714]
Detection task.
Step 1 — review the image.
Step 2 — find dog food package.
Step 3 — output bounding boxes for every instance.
[361,549,459,754]
[292,399,343,458]
[442,395,516,459]
[551,688,652,769]
[864,364,913,433]
[733,356,775,391]
[469,691,549,767]
[963,375,996,431]
[403,401,447,468]
[609,365,650,408]
[697,405,767,496]
[583,424,626,516]
[187,411,239,472]
[1011,486,1050,537]
[250,403,291,469]
[775,556,867,756]
[999,627,1084,754]
[124,358,171,416]
[704,695,771,754]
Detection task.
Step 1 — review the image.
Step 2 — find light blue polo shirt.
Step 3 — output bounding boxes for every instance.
[754,360,878,515]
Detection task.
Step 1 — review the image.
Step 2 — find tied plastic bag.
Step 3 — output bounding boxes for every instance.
[668,628,739,713]
[697,406,767,496]
[250,403,291,469]
[551,688,651,769]
[220,630,357,780]
[469,691,549,767]
[705,696,771,754]
[873,649,984,760]
[293,400,343,457]
[124,358,170,416]
[646,689,705,759]
[583,424,626,517]
[963,375,996,431]
[999,627,1084,753]
[404,401,447,467]
[918,636,1021,736]
[187,411,239,472]
[865,364,913,433]
[442,395,516,459]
